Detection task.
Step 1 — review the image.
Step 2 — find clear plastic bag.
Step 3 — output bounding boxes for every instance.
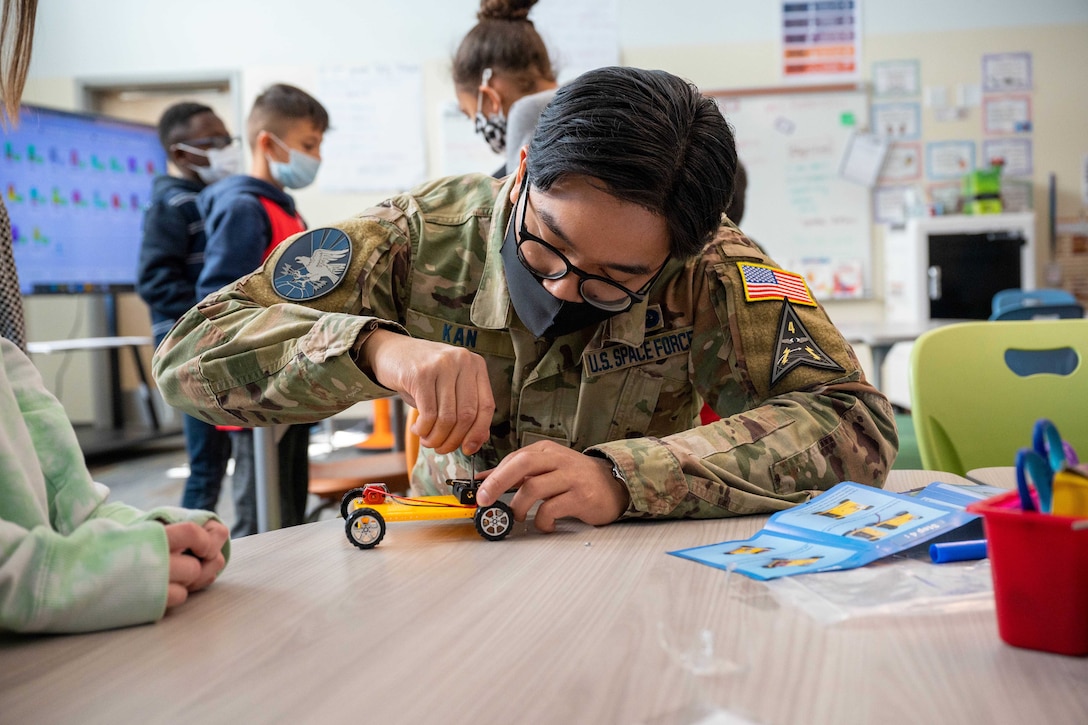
[763,546,995,625]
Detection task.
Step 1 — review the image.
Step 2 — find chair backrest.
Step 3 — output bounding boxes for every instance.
[909,319,1088,475]
[990,288,1083,321]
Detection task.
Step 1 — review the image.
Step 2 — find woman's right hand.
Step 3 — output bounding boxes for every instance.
[362,329,495,455]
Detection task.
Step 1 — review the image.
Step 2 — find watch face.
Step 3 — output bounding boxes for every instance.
[611,463,626,483]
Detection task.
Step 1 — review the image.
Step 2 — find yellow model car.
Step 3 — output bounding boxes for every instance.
[340,480,514,549]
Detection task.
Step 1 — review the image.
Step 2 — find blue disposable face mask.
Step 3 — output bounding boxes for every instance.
[267,133,321,189]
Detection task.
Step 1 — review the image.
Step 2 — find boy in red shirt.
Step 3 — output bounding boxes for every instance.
[197,83,329,535]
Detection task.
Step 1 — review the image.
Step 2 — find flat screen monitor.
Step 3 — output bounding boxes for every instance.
[3,104,166,294]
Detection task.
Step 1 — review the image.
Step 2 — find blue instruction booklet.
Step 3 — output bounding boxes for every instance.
[669,481,1004,581]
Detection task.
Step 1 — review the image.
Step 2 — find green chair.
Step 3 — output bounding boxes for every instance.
[909,319,1088,475]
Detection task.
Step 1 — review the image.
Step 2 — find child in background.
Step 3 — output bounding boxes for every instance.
[137,102,239,515]
[452,0,559,177]
[196,83,329,536]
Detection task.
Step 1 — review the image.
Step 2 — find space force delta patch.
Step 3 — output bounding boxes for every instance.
[582,327,694,375]
[272,228,353,301]
[770,301,844,387]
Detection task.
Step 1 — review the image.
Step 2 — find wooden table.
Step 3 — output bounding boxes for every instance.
[966,466,1017,489]
[2,471,1085,725]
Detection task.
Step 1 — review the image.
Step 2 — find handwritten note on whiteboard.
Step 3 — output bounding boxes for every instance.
[711,89,873,299]
[317,64,426,193]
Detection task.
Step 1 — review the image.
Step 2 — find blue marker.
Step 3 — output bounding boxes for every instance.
[930,539,988,564]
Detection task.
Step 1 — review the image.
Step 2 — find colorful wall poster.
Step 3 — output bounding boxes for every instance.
[794,257,864,299]
[780,1,861,83]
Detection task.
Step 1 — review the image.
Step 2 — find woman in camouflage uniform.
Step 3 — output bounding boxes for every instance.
[154,67,898,533]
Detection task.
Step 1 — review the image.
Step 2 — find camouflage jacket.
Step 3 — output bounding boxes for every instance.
[0,338,229,633]
[154,173,897,519]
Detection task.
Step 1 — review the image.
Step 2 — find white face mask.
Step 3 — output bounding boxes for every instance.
[174,142,242,184]
[266,133,321,189]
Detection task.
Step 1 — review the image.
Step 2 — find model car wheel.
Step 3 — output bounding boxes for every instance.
[340,487,367,519]
[474,501,513,541]
[345,508,386,549]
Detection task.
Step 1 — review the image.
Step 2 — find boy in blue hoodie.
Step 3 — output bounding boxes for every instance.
[196,84,329,536]
[137,102,240,514]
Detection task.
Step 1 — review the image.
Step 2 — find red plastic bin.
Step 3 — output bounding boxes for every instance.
[967,490,1088,656]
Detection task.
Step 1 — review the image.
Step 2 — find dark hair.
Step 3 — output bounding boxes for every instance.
[246,83,330,148]
[527,67,737,258]
[452,0,555,94]
[725,160,747,225]
[157,101,214,149]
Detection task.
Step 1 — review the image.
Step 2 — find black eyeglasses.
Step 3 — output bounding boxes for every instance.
[515,178,668,313]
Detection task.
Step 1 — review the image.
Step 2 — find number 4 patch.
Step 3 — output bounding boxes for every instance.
[770,301,844,387]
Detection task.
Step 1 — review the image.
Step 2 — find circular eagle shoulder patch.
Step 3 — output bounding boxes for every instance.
[272,227,353,301]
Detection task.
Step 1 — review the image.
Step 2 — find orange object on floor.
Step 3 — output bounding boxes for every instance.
[357,397,396,450]
[309,405,418,522]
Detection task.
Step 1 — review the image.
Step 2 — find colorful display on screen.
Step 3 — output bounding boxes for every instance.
[3,105,166,294]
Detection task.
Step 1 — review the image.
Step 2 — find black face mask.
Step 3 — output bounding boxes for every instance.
[500,217,619,339]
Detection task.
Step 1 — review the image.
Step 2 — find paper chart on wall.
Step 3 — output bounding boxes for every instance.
[878,143,922,183]
[871,102,921,140]
[926,140,976,180]
[872,59,920,98]
[531,0,619,83]
[316,64,427,193]
[839,132,889,187]
[873,185,910,225]
[983,95,1033,135]
[982,137,1033,176]
[982,52,1033,92]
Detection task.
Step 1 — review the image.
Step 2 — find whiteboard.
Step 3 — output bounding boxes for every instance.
[711,88,872,300]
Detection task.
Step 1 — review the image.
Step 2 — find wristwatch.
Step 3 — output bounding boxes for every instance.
[609,460,627,487]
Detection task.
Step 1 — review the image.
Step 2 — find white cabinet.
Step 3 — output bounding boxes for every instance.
[884,213,1035,323]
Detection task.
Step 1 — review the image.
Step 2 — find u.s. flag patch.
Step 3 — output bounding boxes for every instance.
[736,262,816,307]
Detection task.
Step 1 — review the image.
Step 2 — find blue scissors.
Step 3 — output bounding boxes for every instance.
[1032,418,1075,472]
[1016,419,1075,513]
